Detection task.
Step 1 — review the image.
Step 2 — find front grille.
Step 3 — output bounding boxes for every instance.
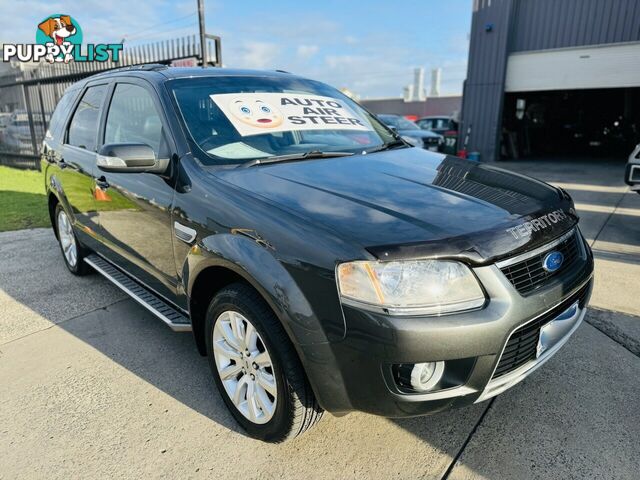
[492,281,591,379]
[499,230,582,295]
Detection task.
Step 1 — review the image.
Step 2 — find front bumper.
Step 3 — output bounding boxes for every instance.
[474,293,587,403]
[301,230,594,416]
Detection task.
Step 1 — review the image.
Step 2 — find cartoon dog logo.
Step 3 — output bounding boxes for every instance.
[37,15,77,63]
[230,97,284,128]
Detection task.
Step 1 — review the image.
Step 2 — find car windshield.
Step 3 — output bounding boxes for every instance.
[169,75,396,166]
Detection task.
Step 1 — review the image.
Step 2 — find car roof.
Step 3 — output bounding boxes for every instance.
[70,66,303,91]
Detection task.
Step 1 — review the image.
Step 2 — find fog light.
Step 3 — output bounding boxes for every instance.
[410,361,445,392]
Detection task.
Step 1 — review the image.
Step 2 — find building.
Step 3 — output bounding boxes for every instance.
[460,0,640,161]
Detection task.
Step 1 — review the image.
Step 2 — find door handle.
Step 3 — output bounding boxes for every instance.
[58,158,68,169]
[96,176,110,190]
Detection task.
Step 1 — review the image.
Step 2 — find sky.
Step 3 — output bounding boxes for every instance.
[2,0,472,98]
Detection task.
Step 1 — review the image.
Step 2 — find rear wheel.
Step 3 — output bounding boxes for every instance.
[205,283,323,442]
[55,204,91,276]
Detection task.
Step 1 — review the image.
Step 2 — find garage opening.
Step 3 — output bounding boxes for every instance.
[501,87,640,159]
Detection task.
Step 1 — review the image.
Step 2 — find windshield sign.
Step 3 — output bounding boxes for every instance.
[170,76,396,166]
[211,93,371,137]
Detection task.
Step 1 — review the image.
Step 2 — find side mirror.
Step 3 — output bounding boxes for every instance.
[97,143,168,174]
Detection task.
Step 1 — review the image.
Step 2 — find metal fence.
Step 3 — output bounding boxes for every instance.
[0,34,221,170]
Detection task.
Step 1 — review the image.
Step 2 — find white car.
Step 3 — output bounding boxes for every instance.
[625,144,640,193]
[3,111,45,153]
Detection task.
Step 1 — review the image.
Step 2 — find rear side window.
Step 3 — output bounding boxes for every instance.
[47,89,78,140]
[67,84,107,151]
[104,83,168,158]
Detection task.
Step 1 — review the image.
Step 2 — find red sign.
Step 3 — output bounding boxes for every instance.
[170,57,198,67]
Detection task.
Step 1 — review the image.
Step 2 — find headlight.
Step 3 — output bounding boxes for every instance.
[337,260,485,316]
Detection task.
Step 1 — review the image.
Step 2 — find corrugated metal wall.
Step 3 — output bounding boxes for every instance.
[512,0,640,52]
[460,0,640,161]
[459,0,515,161]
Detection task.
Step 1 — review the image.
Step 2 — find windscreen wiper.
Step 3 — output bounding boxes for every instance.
[242,150,354,168]
[364,138,410,154]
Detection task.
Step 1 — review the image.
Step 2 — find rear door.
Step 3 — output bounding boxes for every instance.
[94,78,179,301]
[59,83,109,245]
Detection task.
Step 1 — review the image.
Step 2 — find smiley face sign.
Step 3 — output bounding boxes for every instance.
[211,92,371,137]
[229,98,284,128]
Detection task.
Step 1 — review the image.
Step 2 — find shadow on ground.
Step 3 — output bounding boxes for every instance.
[1,156,639,478]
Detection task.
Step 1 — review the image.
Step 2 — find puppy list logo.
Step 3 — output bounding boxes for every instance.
[2,14,123,64]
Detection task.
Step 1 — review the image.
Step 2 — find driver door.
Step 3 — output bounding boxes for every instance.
[94,79,179,301]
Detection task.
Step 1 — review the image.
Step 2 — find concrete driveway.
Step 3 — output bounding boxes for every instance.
[1,158,639,479]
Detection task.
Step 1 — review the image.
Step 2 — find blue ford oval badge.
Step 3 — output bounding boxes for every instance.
[543,251,564,272]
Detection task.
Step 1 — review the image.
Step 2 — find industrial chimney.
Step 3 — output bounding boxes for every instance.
[404,67,426,102]
[430,68,441,97]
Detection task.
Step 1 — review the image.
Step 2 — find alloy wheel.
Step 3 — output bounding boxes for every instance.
[57,209,78,268]
[212,310,277,424]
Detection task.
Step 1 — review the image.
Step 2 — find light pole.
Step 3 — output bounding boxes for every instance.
[198,0,207,65]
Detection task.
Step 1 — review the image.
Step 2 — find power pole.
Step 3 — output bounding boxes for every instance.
[198,0,207,65]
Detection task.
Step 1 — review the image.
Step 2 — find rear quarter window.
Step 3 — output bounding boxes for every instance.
[46,89,79,141]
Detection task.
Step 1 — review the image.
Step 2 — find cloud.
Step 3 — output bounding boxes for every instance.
[0,0,196,44]
[296,44,318,60]
[320,54,415,96]
[324,54,369,70]
[0,1,469,98]
[232,41,281,69]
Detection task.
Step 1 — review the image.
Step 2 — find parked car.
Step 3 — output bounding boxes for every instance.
[0,112,11,144]
[416,116,457,135]
[43,66,593,442]
[399,134,423,148]
[416,116,459,154]
[3,111,46,153]
[3,111,33,152]
[377,114,443,151]
[625,143,640,193]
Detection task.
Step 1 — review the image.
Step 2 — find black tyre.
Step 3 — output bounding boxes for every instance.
[54,203,91,276]
[205,283,323,442]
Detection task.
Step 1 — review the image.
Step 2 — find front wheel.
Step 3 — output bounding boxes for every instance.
[55,204,91,276]
[205,283,323,442]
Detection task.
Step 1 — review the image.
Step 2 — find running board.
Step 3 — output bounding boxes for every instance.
[84,254,191,332]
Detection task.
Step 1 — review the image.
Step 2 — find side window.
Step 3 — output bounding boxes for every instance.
[67,84,107,151]
[105,83,168,158]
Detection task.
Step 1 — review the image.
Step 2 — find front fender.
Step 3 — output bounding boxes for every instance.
[185,233,333,346]
[184,232,355,413]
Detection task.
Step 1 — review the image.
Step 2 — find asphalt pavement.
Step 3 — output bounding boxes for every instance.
[0,157,638,479]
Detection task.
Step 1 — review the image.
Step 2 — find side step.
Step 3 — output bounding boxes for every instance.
[84,254,191,332]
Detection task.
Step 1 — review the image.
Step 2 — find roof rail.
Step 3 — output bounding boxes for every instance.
[135,63,170,71]
[274,69,291,74]
[94,63,169,77]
